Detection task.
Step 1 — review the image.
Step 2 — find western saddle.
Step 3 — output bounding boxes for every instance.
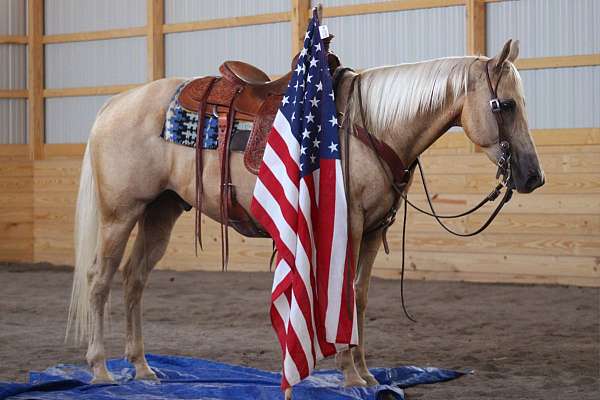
[177,40,340,268]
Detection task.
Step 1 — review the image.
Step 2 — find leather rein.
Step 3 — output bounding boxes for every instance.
[336,59,516,321]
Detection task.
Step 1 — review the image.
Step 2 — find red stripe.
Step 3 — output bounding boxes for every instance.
[266,129,300,184]
[250,200,296,272]
[258,164,298,232]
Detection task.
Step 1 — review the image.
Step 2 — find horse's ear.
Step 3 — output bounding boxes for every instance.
[492,39,512,70]
[508,40,520,62]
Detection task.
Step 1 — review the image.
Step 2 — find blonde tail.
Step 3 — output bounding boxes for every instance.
[66,144,99,343]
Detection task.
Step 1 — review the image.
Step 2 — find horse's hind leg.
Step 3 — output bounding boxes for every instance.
[122,191,185,380]
[87,209,143,382]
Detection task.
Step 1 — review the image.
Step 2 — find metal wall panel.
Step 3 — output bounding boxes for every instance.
[0,0,26,35]
[0,44,27,89]
[322,6,466,69]
[487,0,600,58]
[165,0,289,24]
[520,66,599,129]
[0,99,27,144]
[165,22,291,78]
[45,95,110,143]
[312,0,390,6]
[45,37,146,88]
[44,0,146,35]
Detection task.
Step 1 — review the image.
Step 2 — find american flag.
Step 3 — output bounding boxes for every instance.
[250,10,358,390]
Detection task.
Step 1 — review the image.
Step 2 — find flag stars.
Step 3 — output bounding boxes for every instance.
[328,142,339,153]
[306,74,313,83]
[328,115,338,126]
[281,96,289,106]
[314,42,321,52]
[291,112,296,121]
[295,63,304,75]
[315,81,323,92]
[301,128,310,139]
[300,146,307,155]
[309,97,320,108]
[305,112,315,123]
[312,138,320,148]
[310,154,316,164]
[329,92,335,101]
[309,58,318,68]
[300,48,307,57]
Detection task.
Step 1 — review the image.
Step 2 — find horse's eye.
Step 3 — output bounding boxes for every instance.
[501,99,516,111]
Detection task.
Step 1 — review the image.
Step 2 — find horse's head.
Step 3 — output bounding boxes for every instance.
[461,39,545,194]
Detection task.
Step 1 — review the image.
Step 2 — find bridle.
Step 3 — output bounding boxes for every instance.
[336,58,518,321]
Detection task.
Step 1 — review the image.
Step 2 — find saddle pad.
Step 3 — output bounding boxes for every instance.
[162,80,252,151]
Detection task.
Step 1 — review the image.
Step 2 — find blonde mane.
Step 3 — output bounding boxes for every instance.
[354,56,525,137]
[355,56,474,134]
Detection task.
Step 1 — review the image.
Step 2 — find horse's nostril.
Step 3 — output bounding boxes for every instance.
[526,172,543,190]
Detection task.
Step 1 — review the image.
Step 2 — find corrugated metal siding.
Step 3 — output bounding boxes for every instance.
[312,0,394,6]
[44,0,146,35]
[165,22,291,78]
[0,44,27,89]
[322,6,466,69]
[45,95,110,143]
[487,0,600,58]
[520,66,599,129]
[45,37,146,88]
[165,0,289,24]
[0,0,26,35]
[0,99,27,144]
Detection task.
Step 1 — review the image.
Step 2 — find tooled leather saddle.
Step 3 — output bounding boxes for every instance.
[178,41,340,269]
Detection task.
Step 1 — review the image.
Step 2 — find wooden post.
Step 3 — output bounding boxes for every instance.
[27,0,44,160]
[291,0,311,56]
[466,0,486,56]
[147,0,165,81]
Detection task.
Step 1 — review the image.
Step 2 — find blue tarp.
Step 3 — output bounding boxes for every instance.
[0,354,467,400]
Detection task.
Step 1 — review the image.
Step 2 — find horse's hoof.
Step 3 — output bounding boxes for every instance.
[361,373,379,386]
[284,388,292,400]
[343,376,368,387]
[135,367,158,381]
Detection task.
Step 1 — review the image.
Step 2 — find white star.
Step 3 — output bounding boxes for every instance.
[329,91,335,100]
[305,32,310,39]
[291,112,295,121]
[309,58,318,68]
[300,146,307,155]
[314,42,321,52]
[300,48,307,57]
[295,63,303,74]
[309,97,320,108]
[294,81,299,90]
[306,74,313,83]
[329,115,338,126]
[328,142,338,153]
[305,112,315,123]
[299,81,305,89]
[301,128,310,139]
[281,96,289,106]
[292,98,296,105]
[316,81,323,92]
[312,138,320,148]
[317,125,322,132]
[310,154,316,164]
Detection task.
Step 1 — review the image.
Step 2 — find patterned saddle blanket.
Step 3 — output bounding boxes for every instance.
[161,80,254,153]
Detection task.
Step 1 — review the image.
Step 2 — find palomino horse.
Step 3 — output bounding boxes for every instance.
[67,39,544,394]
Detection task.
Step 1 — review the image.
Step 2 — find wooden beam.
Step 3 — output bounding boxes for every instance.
[291,0,311,56]
[0,144,30,159]
[147,0,165,81]
[466,0,486,55]
[323,0,465,18]
[44,144,86,158]
[43,84,141,98]
[28,0,44,161]
[0,90,28,99]
[515,54,600,70]
[0,35,28,44]
[43,27,146,44]
[162,12,290,34]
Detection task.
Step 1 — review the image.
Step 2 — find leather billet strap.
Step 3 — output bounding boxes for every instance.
[195,77,219,254]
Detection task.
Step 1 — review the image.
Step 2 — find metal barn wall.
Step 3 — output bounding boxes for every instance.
[0,0,27,144]
[43,0,146,143]
[165,23,291,78]
[487,0,599,129]
[321,6,466,68]
[165,0,289,23]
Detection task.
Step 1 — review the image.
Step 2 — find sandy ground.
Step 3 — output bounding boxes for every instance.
[0,262,598,399]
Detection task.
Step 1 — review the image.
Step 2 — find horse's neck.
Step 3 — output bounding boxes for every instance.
[376,95,464,165]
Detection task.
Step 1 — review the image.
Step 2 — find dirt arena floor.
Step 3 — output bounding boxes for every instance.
[0,262,598,399]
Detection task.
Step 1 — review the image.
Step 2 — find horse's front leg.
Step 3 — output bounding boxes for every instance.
[351,232,382,386]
